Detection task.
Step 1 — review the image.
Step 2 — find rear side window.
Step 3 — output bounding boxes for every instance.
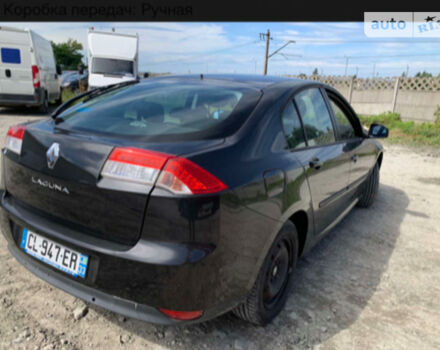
[57,81,261,140]
[281,101,306,149]
[1,48,21,64]
[92,58,134,76]
[329,99,356,139]
[294,88,335,146]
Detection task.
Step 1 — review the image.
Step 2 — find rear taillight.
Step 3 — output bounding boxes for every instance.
[158,308,203,320]
[157,157,228,195]
[5,125,26,155]
[101,147,171,186]
[32,65,40,88]
[101,147,227,195]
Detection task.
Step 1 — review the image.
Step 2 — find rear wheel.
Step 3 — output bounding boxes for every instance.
[55,88,63,105]
[357,162,379,208]
[38,92,49,114]
[233,221,298,326]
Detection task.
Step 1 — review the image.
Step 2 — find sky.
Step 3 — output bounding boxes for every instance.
[3,22,440,77]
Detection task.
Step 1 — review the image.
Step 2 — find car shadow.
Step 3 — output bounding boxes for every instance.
[91,183,408,349]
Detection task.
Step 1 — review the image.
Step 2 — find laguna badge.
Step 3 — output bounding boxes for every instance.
[31,176,70,195]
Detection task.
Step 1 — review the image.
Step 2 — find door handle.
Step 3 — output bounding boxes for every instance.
[5,69,11,78]
[309,157,322,170]
[351,155,358,163]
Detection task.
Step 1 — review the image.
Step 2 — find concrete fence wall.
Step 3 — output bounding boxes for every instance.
[285,75,440,122]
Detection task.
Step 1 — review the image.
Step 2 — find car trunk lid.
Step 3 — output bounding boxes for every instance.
[4,120,223,245]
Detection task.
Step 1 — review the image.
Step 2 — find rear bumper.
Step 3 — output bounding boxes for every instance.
[0,191,243,324]
[7,241,182,325]
[0,88,45,107]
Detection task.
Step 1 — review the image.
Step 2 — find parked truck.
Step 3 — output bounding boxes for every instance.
[87,29,139,89]
[0,26,61,113]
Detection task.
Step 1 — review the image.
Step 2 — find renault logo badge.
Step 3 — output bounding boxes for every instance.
[46,143,60,169]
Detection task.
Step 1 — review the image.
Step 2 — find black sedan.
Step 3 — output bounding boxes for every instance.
[0,75,388,325]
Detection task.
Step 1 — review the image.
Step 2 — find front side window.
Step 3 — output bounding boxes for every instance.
[281,101,306,149]
[294,88,335,146]
[92,58,134,76]
[329,98,356,140]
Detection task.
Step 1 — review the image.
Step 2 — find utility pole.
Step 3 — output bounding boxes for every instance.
[372,63,376,77]
[262,29,271,75]
[260,29,295,75]
[344,56,349,76]
[406,64,409,77]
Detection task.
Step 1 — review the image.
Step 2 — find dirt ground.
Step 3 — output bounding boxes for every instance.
[0,108,439,350]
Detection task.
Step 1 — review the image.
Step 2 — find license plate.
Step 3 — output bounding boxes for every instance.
[20,229,88,278]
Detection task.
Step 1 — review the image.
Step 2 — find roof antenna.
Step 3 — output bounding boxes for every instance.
[200,74,204,80]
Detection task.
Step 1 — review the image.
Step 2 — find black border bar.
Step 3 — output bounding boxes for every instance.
[0,0,436,22]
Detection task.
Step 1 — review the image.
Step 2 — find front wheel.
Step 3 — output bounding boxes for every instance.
[357,162,379,208]
[233,221,299,326]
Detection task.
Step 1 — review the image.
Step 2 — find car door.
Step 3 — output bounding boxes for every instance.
[46,52,60,99]
[32,33,59,100]
[325,90,376,189]
[0,45,34,96]
[289,87,352,236]
[40,48,59,100]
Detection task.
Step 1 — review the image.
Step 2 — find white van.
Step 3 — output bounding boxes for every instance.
[87,29,138,89]
[0,26,61,112]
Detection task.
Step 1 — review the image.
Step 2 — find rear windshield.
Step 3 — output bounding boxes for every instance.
[56,80,261,141]
[92,57,134,76]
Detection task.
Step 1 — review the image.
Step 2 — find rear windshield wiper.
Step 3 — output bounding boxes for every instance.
[52,79,139,123]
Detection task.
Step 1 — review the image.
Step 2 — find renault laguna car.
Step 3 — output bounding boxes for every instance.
[0,75,388,325]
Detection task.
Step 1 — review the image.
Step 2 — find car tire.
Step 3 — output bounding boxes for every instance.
[232,221,299,326]
[55,88,63,105]
[357,162,379,208]
[38,92,49,114]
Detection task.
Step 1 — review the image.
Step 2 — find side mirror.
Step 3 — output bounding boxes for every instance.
[56,64,62,75]
[368,123,389,138]
[143,72,149,78]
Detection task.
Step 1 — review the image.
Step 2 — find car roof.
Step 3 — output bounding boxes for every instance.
[142,74,316,90]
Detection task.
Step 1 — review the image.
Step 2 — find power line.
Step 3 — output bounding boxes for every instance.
[271,53,440,61]
[334,53,440,59]
[272,38,440,44]
[146,40,259,66]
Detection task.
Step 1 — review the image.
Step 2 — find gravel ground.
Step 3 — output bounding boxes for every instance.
[0,108,439,350]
